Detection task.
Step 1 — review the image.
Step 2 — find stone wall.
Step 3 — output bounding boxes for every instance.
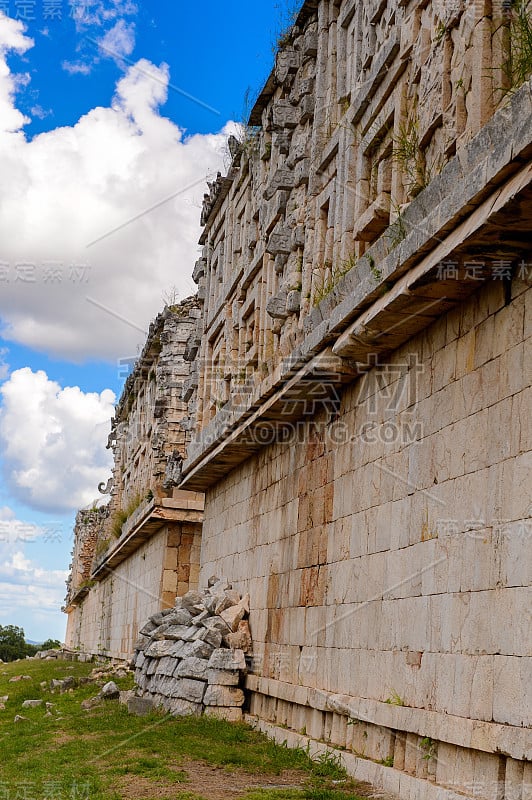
[64,507,109,606]
[107,298,201,522]
[176,1,532,794]
[66,523,202,659]
[196,274,531,799]
[62,0,531,795]
[65,298,204,659]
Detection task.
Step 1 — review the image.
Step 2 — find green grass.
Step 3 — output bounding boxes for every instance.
[0,659,369,800]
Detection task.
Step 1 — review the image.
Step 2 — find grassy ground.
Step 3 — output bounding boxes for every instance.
[0,658,373,800]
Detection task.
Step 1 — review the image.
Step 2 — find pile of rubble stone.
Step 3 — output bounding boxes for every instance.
[132,578,252,721]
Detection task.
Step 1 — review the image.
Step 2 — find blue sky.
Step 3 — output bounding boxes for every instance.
[0,0,286,641]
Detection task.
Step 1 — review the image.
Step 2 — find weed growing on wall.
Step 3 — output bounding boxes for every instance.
[503,0,532,92]
[313,255,357,306]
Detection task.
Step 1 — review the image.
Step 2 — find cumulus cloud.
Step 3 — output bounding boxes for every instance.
[0,542,68,640]
[0,14,232,362]
[0,368,115,513]
[99,19,136,61]
[0,15,33,132]
[0,505,69,639]
[63,0,138,74]
[0,549,66,587]
[0,505,43,544]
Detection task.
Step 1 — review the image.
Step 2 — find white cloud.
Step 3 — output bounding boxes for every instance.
[61,60,93,75]
[70,0,138,30]
[0,348,8,380]
[0,549,66,587]
[99,19,136,61]
[0,14,33,132]
[64,0,139,74]
[0,368,115,513]
[30,104,52,120]
[0,505,43,544]
[0,543,68,641]
[0,14,232,362]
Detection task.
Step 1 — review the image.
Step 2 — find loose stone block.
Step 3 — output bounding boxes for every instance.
[204,685,245,707]
[214,591,241,615]
[220,604,246,632]
[208,649,247,672]
[150,623,173,641]
[200,628,223,649]
[175,657,209,681]
[181,590,206,615]
[168,698,203,717]
[204,706,243,723]
[127,696,156,716]
[134,635,150,652]
[210,579,231,594]
[157,657,177,677]
[139,621,157,636]
[207,669,240,686]
[172,679,206,704]
[181,639,215,660]
[266,292,288,320]
[165,609,193,626]
[164,625,191,641]
[201,615,232,636]
[21,700,43,709]
[145,640,178,658]
[192,609,211,626]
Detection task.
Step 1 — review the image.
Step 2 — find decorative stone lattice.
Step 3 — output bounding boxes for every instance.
[132,579,251,721]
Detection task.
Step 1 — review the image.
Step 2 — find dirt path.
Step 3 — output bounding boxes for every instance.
[116,760,310,799]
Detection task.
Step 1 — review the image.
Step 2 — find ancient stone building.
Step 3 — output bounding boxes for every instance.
[179,1,532,799]
[64,301,204,659]
[64,0,531,797]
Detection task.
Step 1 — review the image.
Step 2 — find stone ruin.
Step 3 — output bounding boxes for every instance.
[131,579,252,721]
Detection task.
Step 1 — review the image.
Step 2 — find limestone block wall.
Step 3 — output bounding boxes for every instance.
[66,522,202,659]
[198,275,531,800]
[65,298,204,659]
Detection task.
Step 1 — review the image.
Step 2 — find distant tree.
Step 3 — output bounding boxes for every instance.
[0,625,28,662]
[41,638,61,651]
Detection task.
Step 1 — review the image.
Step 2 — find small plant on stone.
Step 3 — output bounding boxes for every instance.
[340,95,351,116]
[420,736,436,760]
[272,0,300,54]
[392,117,430,198]
[385,689,405,706]
[380,755,394,767]
[109,492,145,539]
[433,20,448,44]
[502,0,532,93]
[95,535,112,557]
[162,285,181,308]
[368,256,382,282]
[386,204,409,251]
[312,254,357,306]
